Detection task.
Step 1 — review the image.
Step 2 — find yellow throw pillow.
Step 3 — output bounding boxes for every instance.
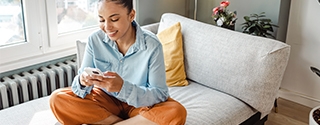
[157,22,188,86]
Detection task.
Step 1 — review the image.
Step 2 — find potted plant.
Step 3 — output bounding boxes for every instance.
[211,0,237,30]
[310,66,320,125]
[241,12,278,39]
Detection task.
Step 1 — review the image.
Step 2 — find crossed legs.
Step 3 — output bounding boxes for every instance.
[50,87,186,125]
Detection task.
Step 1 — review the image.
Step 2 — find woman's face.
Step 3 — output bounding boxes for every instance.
[98,1,135,41]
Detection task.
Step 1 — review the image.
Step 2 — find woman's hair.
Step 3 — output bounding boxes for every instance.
[98,0,133,14]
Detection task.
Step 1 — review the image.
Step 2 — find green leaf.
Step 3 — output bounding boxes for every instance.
[244,16,250,21]
[249,27,255,34]
[256,23,263,29]
[251,14,259,18]
[248,23,255,29]
[241,23,249,29]
[268,27,274,32]
[263,25,271,29]
[258,15,266,18]
[260,18,272,22]
[242,27,248,31]
[251,19,260,22]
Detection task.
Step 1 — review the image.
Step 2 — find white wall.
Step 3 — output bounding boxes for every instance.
[281,0,320,108]
[134,0,187,26]
[190,0,290,42]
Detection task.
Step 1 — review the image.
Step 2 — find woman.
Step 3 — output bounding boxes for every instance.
[49,0,187,125]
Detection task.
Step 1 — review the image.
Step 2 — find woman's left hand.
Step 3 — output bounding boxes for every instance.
[90,71,124,92]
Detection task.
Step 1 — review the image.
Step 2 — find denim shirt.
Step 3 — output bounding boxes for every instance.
[71,21,169,108]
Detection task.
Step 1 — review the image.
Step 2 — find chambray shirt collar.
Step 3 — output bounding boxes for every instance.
[103,20,146,55]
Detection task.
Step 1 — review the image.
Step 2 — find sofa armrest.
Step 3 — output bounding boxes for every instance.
[141,23,159,34]
[76,40,87,69]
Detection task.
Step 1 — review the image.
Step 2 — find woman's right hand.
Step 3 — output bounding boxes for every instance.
[80,72,96,87]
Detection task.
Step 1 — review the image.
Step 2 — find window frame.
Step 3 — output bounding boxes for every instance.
[46,0,99,49]
[0,0,99,73]
[0,0,43,65]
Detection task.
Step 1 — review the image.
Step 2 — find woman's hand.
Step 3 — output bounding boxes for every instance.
[81,71,124,92]
[80,72,96,87]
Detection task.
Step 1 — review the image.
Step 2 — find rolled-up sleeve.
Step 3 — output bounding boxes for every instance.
[71,75,94,98]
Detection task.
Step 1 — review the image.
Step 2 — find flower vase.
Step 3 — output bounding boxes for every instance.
[221,24,235,30]
[213,20,235,31]
[310,105,320,125]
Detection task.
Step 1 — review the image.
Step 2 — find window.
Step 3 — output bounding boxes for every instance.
[46,0,99,48]
[56,0,99,34]
[0,0,100,73]
[0,0,26,47]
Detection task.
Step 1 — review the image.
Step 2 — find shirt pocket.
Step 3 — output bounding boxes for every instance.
[94,58,113,72]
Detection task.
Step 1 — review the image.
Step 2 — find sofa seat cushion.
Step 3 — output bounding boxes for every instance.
[169,81,257,125]
[0,96,58,125]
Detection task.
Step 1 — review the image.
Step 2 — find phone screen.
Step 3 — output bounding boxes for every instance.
[92,71,100,74]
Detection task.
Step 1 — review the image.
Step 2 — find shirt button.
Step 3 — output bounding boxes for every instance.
[120,60,123,63]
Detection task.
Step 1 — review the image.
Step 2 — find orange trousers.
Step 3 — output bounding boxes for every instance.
[50,87,187,125]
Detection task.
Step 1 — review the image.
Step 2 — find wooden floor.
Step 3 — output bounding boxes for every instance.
[265,98,312,125]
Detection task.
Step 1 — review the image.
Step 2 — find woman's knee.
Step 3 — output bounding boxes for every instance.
[150,99,187,125]
[49,88,73,108]
[169,102,187,122]
[50,89,61,105]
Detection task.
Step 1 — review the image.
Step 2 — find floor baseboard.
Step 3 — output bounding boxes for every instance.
[278,88,320,108]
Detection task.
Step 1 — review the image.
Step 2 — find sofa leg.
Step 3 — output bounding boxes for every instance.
[274,98,278,113]
[240,112,268,125]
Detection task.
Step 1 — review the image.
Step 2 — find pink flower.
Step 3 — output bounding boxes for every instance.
[212,7,220,15]
[212,0,237,29]
[220,1,230,8]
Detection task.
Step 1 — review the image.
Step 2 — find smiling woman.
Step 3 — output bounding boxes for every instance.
[49,0,187,125]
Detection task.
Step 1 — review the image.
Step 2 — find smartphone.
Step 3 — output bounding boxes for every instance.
[84,67,115,78]
[84,67,103,76]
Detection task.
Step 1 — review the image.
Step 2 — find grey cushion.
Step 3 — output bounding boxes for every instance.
[169,81,257,125]
[141,23,159,34]
[158,13,290,114]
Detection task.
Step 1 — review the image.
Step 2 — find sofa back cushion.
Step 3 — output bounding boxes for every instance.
[158,13,290,113]
[157,22,189,86]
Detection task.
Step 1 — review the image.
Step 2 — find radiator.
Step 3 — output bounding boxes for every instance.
[0,59,77,110]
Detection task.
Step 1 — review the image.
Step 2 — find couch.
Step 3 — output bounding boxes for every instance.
[0,13,290,125]
[138,13,290,124]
